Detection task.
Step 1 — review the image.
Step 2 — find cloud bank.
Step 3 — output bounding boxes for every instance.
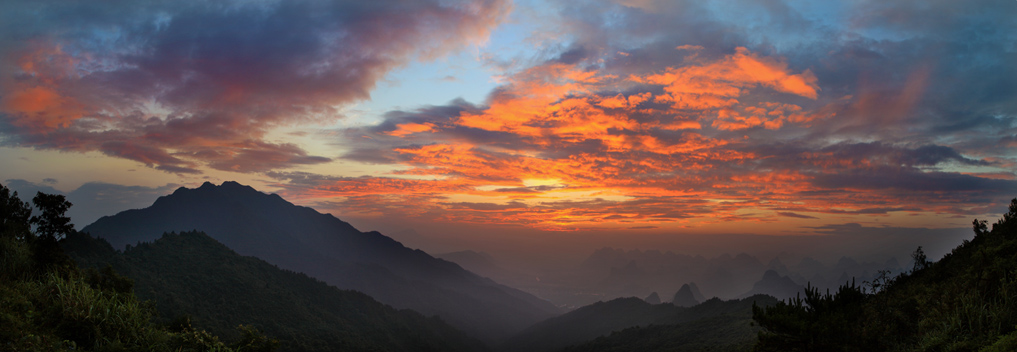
[0,0,510,173]
[274,0,1017,231]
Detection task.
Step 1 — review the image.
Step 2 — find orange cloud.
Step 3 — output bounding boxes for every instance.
[1,43,91,132]
[635,47,819,111]
[311,49,836,229]
[386,122,436,137]
[306,47,1003,232]
[2,86,88,131]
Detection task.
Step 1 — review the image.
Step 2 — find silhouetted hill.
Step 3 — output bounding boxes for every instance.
[436,250,501,278]
[562,299,772,352]
[766,257,789,275]
[753,199,1017,351]
[63,230,487,352]
[687,282,706,302]
[81,181,559,340]
[738,270,805,300]
[671,283,699,307]
[505,295,779,352]
[644,292,661,304]
[577,249,777,301]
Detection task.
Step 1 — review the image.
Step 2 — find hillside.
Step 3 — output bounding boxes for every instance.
[562,315,761,352]
[738,270,804,300]
[504,295,778,352]
[753,198,1017,351]
[63,230,487,352]
[81,181,559,340]
[1,183,271,351]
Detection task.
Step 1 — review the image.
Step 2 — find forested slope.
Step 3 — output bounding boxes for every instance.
[82,181,558,340]
[63,230,487,352]
[506,295,778,352]
[1,183,272,351]
[753,198,1017,351]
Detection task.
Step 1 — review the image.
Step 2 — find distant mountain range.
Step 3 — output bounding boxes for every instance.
[576,247,904,302]
[738,270,805,300]
[81,181,559,340]
[63,230,486,352]
[672,283,702,307]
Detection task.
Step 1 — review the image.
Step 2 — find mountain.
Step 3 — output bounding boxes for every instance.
[435,250,501,279]
[766,257,790,275]
[687,282,707,302]
[672,283,699,307]
[562,301,771,352]
[792,256,825,277]
[505,295,779,352]
[738,270,805,300]
[576,248,771,301]
[63,231,486,352]
[505,298,665,352]
[644,292,661,304]
[81,181,559,340]
[560,319,758,352]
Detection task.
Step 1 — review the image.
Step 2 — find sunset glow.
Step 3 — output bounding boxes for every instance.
[2,0,1015,241]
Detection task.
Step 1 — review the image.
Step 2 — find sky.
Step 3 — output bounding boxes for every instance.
[1,0,1016,262]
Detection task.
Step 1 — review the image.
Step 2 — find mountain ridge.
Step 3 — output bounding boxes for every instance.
[82,181,559,340]
[505,294,779,352]
[63,230,488,352]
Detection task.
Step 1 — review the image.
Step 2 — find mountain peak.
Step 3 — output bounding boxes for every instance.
[157,181,290,217]
[672,283,700,307]
[170,180,261,197]
[739,270,804,301]
[81,180,560,339]
[644,292,661,304]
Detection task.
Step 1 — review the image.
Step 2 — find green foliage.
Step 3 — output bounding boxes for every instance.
[0,182,266,352]
[980,330,1017,352]
[751,281,870,351]
[230,325,280,352]
[753,197,1017,351]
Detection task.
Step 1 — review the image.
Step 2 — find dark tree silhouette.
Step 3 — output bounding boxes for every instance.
[754,197,1017,351]
[0,184,32,239]
[30,191,74,240]
[910,246,929,272]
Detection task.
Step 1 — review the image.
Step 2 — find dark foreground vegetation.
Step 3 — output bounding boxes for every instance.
[1,183,276,351]
[753,198,1017,351]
